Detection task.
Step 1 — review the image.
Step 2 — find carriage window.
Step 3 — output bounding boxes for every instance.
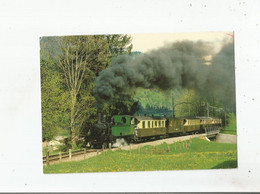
[152,121,154,128]
[122,117,126,124]
[162,121,164,127]
[148,121,150,128]
[142,121,145,128]
[155,121,157,127]
[183,119,187,125]
[159,121,161,127]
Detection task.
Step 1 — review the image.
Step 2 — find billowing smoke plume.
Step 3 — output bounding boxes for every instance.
[207,42,236,107]
[94,40,235,109]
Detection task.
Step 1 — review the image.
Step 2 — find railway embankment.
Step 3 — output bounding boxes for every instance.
[215,133,237,144]
[120,133,206,151]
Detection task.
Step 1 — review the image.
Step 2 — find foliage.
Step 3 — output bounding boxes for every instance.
[134,88,204,117]
[133,87,235,122]
[40,34,133,144]
[43,138,237,173]
[226,112,236,125]
[134,88,179,116]
[40,36,61,61]
[174,89,201,117]
[221,112,236,135]
[40,55,70,141]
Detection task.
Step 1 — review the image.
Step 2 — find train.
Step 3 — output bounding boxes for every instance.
[87,113,222,148]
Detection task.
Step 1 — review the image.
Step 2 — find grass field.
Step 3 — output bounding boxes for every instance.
[43,138,237,173]
[221,113,237,135]
[221,123,237,135]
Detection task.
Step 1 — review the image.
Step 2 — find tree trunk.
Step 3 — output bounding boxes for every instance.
[70,92,77,146]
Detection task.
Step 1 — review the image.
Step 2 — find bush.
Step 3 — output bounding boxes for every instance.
[227,113,236,125]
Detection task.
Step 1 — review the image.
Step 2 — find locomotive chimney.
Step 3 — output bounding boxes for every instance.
[98,112,102,124]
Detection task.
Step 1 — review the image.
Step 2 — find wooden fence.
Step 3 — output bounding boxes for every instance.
[43,148,102,166]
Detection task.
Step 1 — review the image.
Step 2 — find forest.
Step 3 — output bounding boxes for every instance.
[40,35,236,149]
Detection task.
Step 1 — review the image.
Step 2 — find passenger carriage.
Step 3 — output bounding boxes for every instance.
[108,114,222,145]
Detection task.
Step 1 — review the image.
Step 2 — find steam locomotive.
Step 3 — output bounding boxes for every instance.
[88,113,222,148]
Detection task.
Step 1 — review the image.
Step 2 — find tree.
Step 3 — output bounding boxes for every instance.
[106,34,133,58]
[174,89,201,117]
[41,54,70,141]
[57,35,133,146]
[58,46,88,145]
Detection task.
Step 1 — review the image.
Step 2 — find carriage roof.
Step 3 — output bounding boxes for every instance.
[134,115,166,121]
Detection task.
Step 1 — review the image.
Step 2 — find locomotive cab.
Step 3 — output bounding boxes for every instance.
[111,115,137,143]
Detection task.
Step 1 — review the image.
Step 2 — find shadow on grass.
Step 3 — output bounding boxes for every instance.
[211,160,237,169]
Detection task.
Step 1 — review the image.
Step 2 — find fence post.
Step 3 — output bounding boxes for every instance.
[96,150,99,155]
[83,148,86,159]
[167,145,170,153]
[59,151,62,162]
[109,143,111,150]
[69,149,72,161]
[102,144,104,152]
[46,150,49,166]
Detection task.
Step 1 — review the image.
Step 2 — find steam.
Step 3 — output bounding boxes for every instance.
[94,40,235,108]
[112,138,129,148]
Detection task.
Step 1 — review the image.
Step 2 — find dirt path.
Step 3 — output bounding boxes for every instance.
[215,133,237,144]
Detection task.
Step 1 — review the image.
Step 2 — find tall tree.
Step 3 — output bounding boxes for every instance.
[57,35,132,146]
[58,46,87,145]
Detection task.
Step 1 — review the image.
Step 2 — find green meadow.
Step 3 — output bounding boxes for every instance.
[221,123,237,135]
[43,138,237,173]
[221,113,237,135]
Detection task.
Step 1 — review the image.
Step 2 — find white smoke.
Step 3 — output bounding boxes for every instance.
[112,138,129,148]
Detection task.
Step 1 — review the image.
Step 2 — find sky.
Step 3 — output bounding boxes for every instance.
[131,31,234,54]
